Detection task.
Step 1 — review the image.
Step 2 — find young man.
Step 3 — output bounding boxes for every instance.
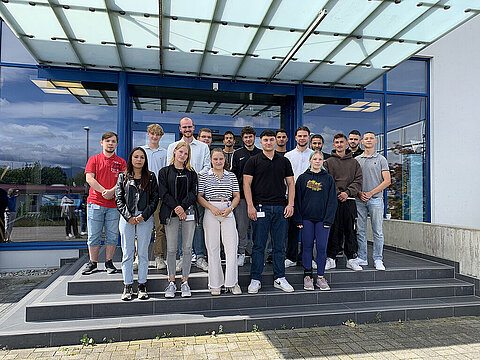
[355,132,390,271]
[244,129,295,293]
[82,132,126,275]
[348,130,364,158]
[231,126,261,266]
[142,124,168,270]
[198,128,213,148]
[284,126,313,268]
[222,130,235,170]
[167,117,211,271]
[0,187,7,242]
[275,129,288,156]
[324,133,363,272]
[310,134,330,160]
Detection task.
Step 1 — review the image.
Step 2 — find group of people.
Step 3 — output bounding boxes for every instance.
[80,117,390,301]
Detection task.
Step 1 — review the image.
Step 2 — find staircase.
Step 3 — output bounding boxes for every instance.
[1,246,480,349]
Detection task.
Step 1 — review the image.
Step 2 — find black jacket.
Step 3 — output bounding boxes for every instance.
[293,169,338,227]
[115,172,159,222]
[157,164,198,225]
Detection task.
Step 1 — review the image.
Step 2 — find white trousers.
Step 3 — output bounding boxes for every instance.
[203,201,239,288]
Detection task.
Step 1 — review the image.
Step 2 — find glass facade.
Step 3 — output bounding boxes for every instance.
[304,58,429,222]
[0,18,430,248]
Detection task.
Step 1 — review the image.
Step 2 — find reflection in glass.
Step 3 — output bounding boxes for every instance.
[303,94,383,154]
[387,60,427,94]
[386,95,427,221]
[0,66,117,243]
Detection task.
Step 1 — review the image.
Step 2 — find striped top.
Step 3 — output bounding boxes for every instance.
[198,169,240,201]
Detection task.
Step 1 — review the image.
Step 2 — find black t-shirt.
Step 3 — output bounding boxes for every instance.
[173,168,188,217]
[243,152,294,206]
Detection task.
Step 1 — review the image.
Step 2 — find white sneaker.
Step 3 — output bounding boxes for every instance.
[312,260,317,270]
[325,257,336,270]
[133,257,138,271]
[196,257,208,271]
[274,277,294,293]
[80,232,87,236]
[374,260,386,271]
[347,258,363,271]
[356,258,368,266]
[155,256,166,270]
[285,259,296,268]
[68,233,73,238]
[248,279,261,294]
[176,257,183,273]
[237,253,246,267]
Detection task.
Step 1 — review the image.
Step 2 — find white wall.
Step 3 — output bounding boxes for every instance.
[0,249,79,271]
[418,15,480,229]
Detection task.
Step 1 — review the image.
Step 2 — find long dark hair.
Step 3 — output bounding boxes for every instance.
[125,147,151,192]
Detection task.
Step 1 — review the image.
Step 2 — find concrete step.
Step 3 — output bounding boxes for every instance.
[5,296,480,348]
[67,263,455,295]
[27,278,473,322]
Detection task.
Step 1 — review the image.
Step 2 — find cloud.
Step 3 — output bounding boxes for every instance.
[3,124,55,137]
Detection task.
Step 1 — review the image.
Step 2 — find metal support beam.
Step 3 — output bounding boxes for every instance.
[158,0,163,73]
[292,84,304,149]
[334,0,443,84]
[186,100,194,113]
[104,0,126,70]
[300,0,383,83]
[253,105,271,117]
[133,96,142,110]
[117,71,132,160]
[208,102,221,114]
[232,0,282,79]
[99,89,114,106]
[48,1,86,67]
[197,0,226,76]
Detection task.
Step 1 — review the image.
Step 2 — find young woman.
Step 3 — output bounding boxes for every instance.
[158,142,198,298]
[293,151,337,291]
[197,148,241,296]
[116,147,159,301]
[5,188,19,242]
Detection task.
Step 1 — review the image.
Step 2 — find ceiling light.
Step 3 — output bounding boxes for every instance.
[69,88,89,96]
[369,102,380,107]
[362,107,380,112]
[31,79,55,88]
[52,81,84,88]
[42,88,70,94]
[350,101,370,107]
[269,9,327,80]
[341,107,363,112]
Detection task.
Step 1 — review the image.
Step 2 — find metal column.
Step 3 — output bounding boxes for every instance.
[116,71,132,160]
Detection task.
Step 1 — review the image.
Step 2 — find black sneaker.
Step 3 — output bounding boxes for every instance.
[121,284,133,301]
[105,260,117,274]
[138,283,149,300]
[81,261,97,275]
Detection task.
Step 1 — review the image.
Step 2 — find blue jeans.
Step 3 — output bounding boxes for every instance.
[119,216,154,285]
[193,204,206,258]
[87,203,120,247]
[79,209,87,233]
[356,197,384,261]
[301,220,330,277]
[250,205,288,282]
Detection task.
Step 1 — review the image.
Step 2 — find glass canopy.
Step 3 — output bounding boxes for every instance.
[0,0,478,87]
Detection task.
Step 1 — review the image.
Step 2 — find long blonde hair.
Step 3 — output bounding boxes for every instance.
[170,141,193,171]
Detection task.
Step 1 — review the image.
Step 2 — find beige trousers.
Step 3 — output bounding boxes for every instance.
[203,201,239,288]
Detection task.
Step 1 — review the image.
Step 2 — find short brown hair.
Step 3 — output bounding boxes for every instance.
[147,124,164,136]
[102,132,118,141]
[333,133,347,141]
[241,126,256,137]
[198,128,212,136]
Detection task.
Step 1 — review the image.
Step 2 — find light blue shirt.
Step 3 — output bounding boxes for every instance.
[142,144,167,177]
[167,138,211,175]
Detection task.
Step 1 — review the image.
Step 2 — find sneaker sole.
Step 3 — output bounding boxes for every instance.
[81,269,97,275]
[248,287,260,294]
[318,287,331,291]
[303,287,314,291]
[181,293,191,298]
[164,294,175,298]
[274,283,294,292]
[106,269,117,274]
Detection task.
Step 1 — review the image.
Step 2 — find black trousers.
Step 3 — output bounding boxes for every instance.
[0,209,5,242]
[327,200,358,260]
[64,216,79,237]
[286,217,300,262]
